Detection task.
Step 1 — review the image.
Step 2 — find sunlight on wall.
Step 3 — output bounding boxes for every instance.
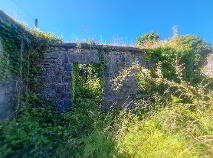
[202,54,213,77]
[111,62,143,91]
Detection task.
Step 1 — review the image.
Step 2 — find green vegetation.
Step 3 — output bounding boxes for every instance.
[136,32,160,47]
[0,26,213,158]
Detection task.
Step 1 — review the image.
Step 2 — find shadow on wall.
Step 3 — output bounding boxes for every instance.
[0,88,12,119]
[0,38,15,119]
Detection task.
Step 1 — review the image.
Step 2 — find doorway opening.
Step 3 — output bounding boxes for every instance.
[72,63,104,109]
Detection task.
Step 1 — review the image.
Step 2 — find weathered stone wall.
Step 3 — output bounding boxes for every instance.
[40,43,152,111]
[103,51,146,109]
[40,48,101,112]
[40,50,73,112]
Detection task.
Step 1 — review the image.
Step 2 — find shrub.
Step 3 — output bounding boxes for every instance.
[136,32,160,46]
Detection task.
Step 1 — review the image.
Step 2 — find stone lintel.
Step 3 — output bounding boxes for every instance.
[50,42,146,54]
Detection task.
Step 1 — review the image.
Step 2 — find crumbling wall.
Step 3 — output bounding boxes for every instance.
[40,44,152,111]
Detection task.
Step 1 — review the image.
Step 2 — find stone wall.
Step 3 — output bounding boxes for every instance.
[103,51,145,109]
[41,43,153,112]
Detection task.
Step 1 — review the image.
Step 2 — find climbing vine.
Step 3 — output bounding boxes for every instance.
[0,18,62,116]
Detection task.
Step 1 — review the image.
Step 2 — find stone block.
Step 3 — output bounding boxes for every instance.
[64,64,73,71]
[68,49,100,64]
[62,72,72,83]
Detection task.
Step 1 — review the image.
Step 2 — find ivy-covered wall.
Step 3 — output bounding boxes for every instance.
[0,11,26,119]
[0,10,61,119]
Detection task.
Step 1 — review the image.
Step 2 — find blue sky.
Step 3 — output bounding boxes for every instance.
[1,0,213,45]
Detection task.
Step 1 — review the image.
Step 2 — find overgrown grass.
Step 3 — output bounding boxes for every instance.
[115,95,213,158]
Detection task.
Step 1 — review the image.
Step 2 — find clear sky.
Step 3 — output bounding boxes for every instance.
[1,0,213,45]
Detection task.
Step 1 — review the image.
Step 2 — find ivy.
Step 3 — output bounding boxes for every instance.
[0,16,63,122]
